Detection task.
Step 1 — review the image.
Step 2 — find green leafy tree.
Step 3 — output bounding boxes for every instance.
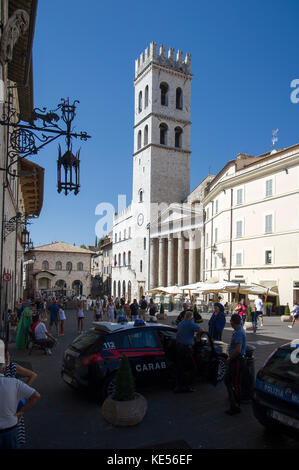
[246,305,252,322]
[80,244,87,249]
[284,304,290,315]
[113,354,135,401]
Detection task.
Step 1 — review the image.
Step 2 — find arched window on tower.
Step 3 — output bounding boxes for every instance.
[144,125,148,146]
[139,190,143,203]
[138,91,142,113]
[140,260,143,272]
[175,127,183,148]
[118,253,121,266]
[176,87,183,109]
[145,85,149,108]
[137,130,142,150]
[160,123,168,145]
[128,251,131,266]
[160,82,169,106]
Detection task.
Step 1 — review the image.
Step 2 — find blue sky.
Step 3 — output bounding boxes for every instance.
[30,0,299,247]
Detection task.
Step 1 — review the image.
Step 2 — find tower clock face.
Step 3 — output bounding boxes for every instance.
[137,213,144,226]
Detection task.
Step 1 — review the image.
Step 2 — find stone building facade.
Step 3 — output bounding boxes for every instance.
[24,242,94,298]
[0,1,42,319]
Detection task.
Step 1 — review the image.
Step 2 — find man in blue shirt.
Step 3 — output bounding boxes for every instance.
[224,314,247,415]
[175,310,204,393]
[48,300,60,335]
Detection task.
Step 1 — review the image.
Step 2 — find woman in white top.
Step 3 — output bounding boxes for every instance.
[77,301,84,333]
[107,300,116,323]
[59,305,66,336]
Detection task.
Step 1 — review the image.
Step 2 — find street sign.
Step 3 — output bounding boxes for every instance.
[2,273,11,282]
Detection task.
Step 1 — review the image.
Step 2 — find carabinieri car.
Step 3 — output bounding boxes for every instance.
[61,320,228,401]
[252,341,299,435]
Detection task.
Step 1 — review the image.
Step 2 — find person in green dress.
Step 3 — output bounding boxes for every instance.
[15,302,34,350]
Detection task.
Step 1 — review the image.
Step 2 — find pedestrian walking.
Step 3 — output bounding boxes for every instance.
[107,299,116,322]
[174,310,204,393]
[148,298,158,320]
[48,300,60,335]
[253,295,264,332]
[224,314,247,415]
[0,349,40,449]
[234,298,248,326]
[139,296,148,320]
[124,300,131,319]
[77,301,85,333]
[94,296,103,321]
[15,303,34,350]
[288,301,299,328]
[130,299,139,321]
[58,305,66,335]
[208,302,226,341]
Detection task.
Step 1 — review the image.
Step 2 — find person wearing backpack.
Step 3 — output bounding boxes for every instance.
[139,296,148,320]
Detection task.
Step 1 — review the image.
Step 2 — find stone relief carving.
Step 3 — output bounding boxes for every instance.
[1,9,30,63]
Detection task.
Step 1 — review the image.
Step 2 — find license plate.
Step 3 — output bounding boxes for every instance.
[269,409,299,430]
[62,373,73,385]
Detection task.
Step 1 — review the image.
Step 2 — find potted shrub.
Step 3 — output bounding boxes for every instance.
[281,303,292,322]
[157,302,166,320]
[244,305,253,331]
[101,354,147,426]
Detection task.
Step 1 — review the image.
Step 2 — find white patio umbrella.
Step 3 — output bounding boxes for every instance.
[193,280,241,294]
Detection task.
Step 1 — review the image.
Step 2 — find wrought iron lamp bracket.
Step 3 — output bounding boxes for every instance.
[0,97,91,194]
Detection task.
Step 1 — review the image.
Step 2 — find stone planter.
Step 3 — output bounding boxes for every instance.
[102,392,147,426]
[281,315,292,322]
[244,322,253,331]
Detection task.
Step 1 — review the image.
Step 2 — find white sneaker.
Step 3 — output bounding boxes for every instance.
[288,325,293,328]
[46,348,52,355]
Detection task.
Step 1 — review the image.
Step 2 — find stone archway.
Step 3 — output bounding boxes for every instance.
[72,280,83,296]
[55,279,67,296]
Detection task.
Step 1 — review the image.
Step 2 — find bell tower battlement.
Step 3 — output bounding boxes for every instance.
[135,41,192,79]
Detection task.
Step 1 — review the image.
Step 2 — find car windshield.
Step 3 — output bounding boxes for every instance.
[70,330,106,353]
[264,348,299,382]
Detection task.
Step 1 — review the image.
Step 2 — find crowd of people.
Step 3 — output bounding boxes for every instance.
[1,290,298,449]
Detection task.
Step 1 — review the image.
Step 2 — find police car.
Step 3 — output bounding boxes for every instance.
[61,320,228,401]
[252,341,299,435]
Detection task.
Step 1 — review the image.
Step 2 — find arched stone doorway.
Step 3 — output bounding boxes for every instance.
[72,280,83,297]
[38,277,51,290]
[55,280,67,296]
[139,285,144,299]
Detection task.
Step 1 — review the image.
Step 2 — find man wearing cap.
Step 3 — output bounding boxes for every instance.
[174,310,204,393]
[224,314,247,415]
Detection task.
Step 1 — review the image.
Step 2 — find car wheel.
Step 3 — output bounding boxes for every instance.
[217,355,227,382]
[102,372,117,401]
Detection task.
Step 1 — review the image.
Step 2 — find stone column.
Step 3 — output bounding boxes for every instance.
[149,238,157,289]
[188,230,197,284]
[158,237,166,287]
[177,234,185,286]
[167,234,174,286]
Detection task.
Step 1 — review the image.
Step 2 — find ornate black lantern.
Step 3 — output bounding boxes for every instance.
[21,227,29,247]
[57,145,80,195]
